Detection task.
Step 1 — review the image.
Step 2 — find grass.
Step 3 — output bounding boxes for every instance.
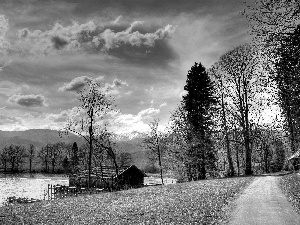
[279,173,300,213]
[0,176,254,225]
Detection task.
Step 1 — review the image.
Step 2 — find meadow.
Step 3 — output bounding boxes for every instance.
[0,176,253,225]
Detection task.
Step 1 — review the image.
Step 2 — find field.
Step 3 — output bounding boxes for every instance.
[0,176,253,225]
[279,173,300,213]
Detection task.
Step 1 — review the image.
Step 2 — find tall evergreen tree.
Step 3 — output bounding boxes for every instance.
[182,62,217,180]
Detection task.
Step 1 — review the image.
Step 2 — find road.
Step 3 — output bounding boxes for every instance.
[229,176,300,225]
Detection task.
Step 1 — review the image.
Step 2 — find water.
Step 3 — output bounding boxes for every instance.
[0,173,69,206]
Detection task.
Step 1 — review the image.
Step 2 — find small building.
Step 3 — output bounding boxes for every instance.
[70,165,147,190]
[288,150,300,170]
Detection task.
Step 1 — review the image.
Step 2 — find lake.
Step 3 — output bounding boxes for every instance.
[0,173,69,206]
[0,173,176,206]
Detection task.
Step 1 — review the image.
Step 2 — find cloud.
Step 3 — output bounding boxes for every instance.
[104,78,128,95]
[59,76,93,92]
[0,15,10,54]
[0,114,24,126]
[13,19,177,64]
[0,81,29,96]
[8,94,47,107]
[46,107,80,123]
[98,21,175,50]
[58,75,105,92]
[108,107,160,134]
[159,102,167,108]
[112,15,123,25]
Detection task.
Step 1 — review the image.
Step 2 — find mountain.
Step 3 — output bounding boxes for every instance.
[0,129,84,149]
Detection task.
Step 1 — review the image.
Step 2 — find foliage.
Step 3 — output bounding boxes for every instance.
[279,173,300,214]
[275,25,300,153]
[244,0,300,45]
[0,176,254,225]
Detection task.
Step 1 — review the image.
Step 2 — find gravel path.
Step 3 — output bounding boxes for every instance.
[229,176,300,225]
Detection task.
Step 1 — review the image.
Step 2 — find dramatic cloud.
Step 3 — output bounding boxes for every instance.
[14,19,176,62]
[8,94,47,107]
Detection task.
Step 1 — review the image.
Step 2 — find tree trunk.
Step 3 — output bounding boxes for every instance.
[29,158,32,173]
[88,108,94,189]
[243,78,252,175]
[157,142,164,185]
[221,84,235,177]
[52,158,55,173]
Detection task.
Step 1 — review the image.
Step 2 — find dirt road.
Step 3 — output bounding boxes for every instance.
[229,176,300,225]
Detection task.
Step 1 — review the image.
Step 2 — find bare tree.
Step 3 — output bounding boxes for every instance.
[209,65,235,177]
[6,145,26,172]
[27,144,35,173]
[144,119,165,185]
[217,44,264,175]
[61,79,114,188]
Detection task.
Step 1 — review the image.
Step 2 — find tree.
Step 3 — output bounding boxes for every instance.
[167,103,200,182]
[39,144,51,172]
[27,144,35,173]
[49,142,64,173]
[271,138,285,172]
[0,147,9,172]
[117,152,133,168]
[70,142,79,172]
[275,25,300,154]
[217,44,263,175]
[181,62,217,180]
[209,65,235,177]
[61,79,114,188]
[6,145,26,172]
[143,119,166,185]
[244,0,300,44]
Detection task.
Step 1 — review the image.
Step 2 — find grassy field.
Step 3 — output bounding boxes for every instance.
[279,173,300,213]
[0,176,253,225]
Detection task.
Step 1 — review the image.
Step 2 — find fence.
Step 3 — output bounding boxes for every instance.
[44,184,104,201]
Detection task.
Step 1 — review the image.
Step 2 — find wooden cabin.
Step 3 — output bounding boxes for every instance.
[288,150,300,170]
[70,165,146,190]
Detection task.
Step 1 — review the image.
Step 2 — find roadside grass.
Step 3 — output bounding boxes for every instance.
[279,173,300,213]
[0,176,253,225]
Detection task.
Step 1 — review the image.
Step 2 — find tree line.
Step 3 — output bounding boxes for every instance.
[0,141,133,174]
[144,0,300,183]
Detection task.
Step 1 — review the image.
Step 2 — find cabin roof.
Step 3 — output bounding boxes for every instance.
[77,165,146,179]
[288,150,300,161]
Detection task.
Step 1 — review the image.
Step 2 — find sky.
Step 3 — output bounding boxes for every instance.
[0,0,252,134]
